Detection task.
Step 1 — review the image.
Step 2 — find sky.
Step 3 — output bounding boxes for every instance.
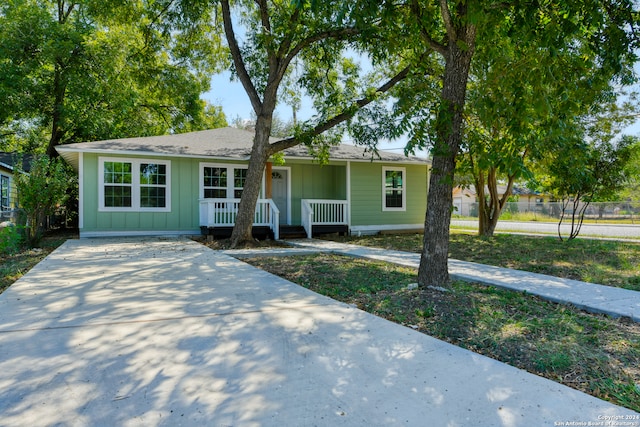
[202,71,421,156]
[202,70,640,158]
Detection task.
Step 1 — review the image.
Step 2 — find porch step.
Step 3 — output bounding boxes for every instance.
[279,225,349,239]
[279,225,307,239]
[200,226,273,240]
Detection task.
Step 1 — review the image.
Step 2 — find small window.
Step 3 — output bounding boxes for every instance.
[201,164,248,199]
[234,168,247,198]
[0,175,9,210]
[99,158,170,212]
[383,167,406,211]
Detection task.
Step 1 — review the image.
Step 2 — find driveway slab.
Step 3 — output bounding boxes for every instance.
[0,237,637,426]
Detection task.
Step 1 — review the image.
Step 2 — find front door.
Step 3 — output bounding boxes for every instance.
[271,169,289,225]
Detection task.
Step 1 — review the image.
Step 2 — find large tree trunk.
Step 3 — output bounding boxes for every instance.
[229,117,273,247]
[418,26,476,287]
[46,63,66,158]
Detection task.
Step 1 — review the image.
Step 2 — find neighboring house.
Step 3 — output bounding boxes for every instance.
[452,184,551,216]
[56,127,429,239]
[0,153,32,220]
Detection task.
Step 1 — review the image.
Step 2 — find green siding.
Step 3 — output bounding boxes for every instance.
[288,162,346,225]
[79,152,427,235]
[82,154,206,234]
[350,162,427,226]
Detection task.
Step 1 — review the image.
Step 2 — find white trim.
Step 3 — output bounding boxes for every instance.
[55,146,429,166]
[80,229,200,238]
[382,166,406,212]
[272,166,291,225]
[0,173,10,207]
[98,156,171,212]
[346,161,352,228]
[199,162,250,199]
[78,153,84,229]
[350,224,423,235]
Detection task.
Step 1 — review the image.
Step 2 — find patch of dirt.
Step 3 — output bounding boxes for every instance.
[192,236,291,250]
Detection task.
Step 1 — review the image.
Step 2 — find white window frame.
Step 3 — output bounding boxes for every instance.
[382,167,406,212]
[199,163,251,199]
[0,174,9,210]
[99,157,171,212]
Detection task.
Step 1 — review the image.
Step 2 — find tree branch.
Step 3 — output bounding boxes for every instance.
[275,7,302,62]
[439,0,456,43]
[275,27,361,86]
[268,64,412,154]
[221,0,263,113]
[410,0,447,55]
[256,0,271,34]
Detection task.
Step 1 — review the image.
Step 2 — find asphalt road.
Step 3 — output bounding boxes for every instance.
[450,219,640,239]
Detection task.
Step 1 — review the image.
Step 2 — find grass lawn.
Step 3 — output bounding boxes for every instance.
[325,232,640,291]
[0,229,77,294]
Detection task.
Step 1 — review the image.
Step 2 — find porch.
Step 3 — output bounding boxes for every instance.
[199,198,348,240]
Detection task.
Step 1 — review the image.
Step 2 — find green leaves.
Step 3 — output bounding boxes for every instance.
[0,0,226,154]
[15,155,74,245]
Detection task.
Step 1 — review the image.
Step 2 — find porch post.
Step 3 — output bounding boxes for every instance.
[266,162,273,199]
[346,161,351,232]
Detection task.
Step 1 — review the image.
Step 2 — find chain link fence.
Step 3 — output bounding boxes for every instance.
[453,201,640,223]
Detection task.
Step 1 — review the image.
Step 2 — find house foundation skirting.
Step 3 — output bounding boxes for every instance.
[79,229,201,239]
[350,224,424,236]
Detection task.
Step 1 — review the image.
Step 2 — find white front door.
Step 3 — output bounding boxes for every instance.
[272,169,289,225]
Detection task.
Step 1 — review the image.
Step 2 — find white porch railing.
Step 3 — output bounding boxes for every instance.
[301,199,348,239]
[199,198,280,240]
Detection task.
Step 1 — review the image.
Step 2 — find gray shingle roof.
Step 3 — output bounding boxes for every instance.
[0,153,33,173]
[56,127,427,169]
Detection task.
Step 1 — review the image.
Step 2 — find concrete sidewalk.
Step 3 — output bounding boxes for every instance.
[253,239,638,323]
[0,237,638,426]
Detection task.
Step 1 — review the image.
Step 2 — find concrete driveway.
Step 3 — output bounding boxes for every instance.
[0,237,637,426]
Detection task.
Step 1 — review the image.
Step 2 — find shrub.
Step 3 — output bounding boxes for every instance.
[0,225,23,255]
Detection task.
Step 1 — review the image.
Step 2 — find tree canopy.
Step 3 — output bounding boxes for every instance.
[0,0,226,155]
[347,0,639,285]
[170,0,418,247]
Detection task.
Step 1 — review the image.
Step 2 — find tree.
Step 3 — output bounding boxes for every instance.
[0,0,225,156]
[15,155,73,245]
[354,1,639,286]
[459,25,639,237]
[540,131,638,240]
[190,0,414,247]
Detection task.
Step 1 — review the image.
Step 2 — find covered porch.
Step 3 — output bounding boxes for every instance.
[199,198,349,240]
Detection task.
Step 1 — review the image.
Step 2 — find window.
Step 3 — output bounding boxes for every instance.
[203,167,227,198]
[103,161,132,208]
[234,168,247,198]
[200,164,248,199]
[140,163,167,208]
[99,158,170,211]
[0,175,9,210]
[383,167,406,211]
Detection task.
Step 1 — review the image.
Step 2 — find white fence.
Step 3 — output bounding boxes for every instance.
[301,199,348,239]
[199,198,280,239]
